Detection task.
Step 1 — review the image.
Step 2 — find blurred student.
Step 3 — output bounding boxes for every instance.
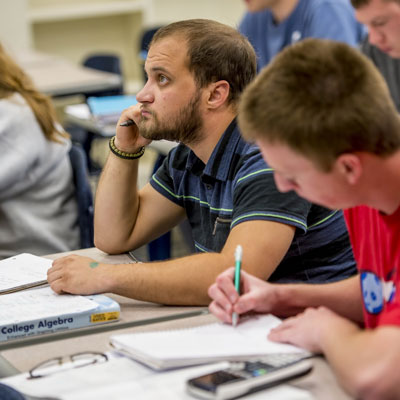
[0,43,80,259]
[46,20,356,306]
[352,0,400,111]
[209,38,400,399]
[240,0,365,70]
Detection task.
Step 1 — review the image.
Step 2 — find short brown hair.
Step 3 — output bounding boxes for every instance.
[239,38,400,171]
[351,0,400,8]
[151,19,257,105]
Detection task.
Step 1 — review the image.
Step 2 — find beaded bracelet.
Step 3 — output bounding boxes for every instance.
[109,136,145,160]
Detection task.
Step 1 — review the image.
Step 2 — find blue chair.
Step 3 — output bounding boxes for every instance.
[137,26,195,260]
[139,26,163,82]
[147,154,171,261]
[137,26,173,261]
[69,143,94,249]
[82,53,124,97]
[73,53,124,173]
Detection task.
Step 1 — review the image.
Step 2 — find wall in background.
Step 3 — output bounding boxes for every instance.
[0,0,246,92]
[147,0,245,27]
[0,0,31,49]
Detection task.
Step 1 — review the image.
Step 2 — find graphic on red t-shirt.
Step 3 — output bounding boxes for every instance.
[345,205,400,328]
[360,270,396,315]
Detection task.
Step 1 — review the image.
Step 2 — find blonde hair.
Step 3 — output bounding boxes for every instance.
[0,43,68,143]
[239,39,400,171]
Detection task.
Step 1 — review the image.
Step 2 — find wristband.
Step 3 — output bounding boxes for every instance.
[109,136,145,160]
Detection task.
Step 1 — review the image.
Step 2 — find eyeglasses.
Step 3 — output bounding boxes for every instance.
[28,351,108,379]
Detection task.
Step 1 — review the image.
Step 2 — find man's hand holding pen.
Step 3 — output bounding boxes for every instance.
[115,104,151,153]
[208,266,279,325]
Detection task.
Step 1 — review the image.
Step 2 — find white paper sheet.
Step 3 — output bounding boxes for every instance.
[2,355,313,400]
[110,314,307,369]
[0,287,98,324]
[0,253,51,291]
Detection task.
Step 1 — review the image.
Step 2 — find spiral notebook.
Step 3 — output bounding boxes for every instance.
[110,314,310,370]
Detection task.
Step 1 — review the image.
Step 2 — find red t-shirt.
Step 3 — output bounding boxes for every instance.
[344,205,400,328]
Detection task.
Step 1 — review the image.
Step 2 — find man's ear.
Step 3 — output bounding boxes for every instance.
[335,153,362,185]
[206,80,230,109]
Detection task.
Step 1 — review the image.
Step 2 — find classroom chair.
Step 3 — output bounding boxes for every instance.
[138,26,163,82]
[77,53,124,172]
[82,53,124,97]
[137,26,175,261]
[138,26,196,260]
[69,143,95,249]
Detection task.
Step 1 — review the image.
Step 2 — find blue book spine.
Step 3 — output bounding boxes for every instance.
[0,294,120,342]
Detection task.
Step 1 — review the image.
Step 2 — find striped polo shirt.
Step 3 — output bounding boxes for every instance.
[150,119,356,283]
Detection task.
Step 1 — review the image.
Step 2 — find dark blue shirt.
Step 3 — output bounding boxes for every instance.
[150,120,356,283]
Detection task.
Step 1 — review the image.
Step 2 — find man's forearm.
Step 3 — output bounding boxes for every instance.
[104,252,234,305]
[94,153,140,253]
[272,275,363,322]
[321,323,400,400]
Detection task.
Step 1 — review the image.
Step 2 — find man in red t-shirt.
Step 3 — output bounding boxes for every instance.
[207,1,400,398]
[344,206,400,328]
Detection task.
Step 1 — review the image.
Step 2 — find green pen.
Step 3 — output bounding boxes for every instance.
[232,244,242,327]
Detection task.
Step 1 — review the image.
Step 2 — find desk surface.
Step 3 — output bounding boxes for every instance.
[12,49,122,97]
[0,314,352,399]
[0,248,352,398]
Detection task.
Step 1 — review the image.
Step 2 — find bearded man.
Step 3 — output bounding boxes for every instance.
[47,19,356,305]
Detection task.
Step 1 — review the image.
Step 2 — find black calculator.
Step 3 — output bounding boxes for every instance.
[186,353,313,400]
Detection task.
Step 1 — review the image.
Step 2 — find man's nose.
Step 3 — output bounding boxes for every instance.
[368,27,385,48]
[136,81,154,103]
[274,174,292,193]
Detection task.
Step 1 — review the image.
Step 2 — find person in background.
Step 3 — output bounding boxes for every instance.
[352,0,400,111]
[209,38,400,399]
[46,20,356,306]
[0,43,80,259]
[240,0,365,70]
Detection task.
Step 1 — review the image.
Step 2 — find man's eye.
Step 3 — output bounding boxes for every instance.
[372,18,388,27]
[158,75,168,84]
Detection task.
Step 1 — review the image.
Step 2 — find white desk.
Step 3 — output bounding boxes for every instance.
[12,49,122,97]
[0,249,351,400]
[0,314,352,399]
[0,248,353,398]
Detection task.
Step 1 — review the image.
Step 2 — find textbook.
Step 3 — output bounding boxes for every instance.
[110,314,311,370]
[87,94,137,125]
[0,287,120,342]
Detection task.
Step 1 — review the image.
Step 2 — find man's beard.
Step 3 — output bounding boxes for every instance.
[138,92,203,145]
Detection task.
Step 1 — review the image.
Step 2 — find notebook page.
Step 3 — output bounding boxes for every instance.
[65,362,312,400]
[0,253,51,291]
[111,314,306,364]
[0,287,98,324]
[2,357,312,400]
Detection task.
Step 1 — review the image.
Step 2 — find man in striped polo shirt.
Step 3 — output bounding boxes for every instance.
[47,19,356,305]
